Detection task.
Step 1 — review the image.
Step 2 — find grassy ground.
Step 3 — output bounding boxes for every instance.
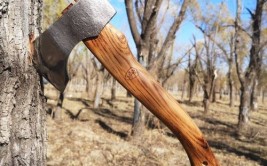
[45,89,267,166]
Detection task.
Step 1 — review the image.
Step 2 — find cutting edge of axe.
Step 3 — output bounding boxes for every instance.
[33,0,219,165]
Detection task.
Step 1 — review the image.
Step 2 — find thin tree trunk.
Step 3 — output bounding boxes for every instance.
[181,80,187,100]
[54,92,64,120]
[111,77,116,100]
[212,83,217,103]
[0,1,46,165]
[93,73,104,108]
[229,80,234,107]
[131,50,145,136]
[131,99,145,138]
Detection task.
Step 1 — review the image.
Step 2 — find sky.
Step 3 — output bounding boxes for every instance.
[108,0,257,57]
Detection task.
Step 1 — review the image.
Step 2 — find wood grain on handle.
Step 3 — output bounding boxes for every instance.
[84,24,219,166]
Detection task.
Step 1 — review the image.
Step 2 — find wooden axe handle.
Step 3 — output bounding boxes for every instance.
[83,24,219,166]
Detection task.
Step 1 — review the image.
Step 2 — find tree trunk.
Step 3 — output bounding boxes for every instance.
[228,58,234,107]
[229,79,234,107]
[238,86,251,129]
[235,0,265,130]
[202,86,210,114]
[0,1,46,165]
[93,73,104,108]
[111,77,116,100]
[203,97,210,114]
[181,80,187,100]
[250,79,258,111]
[53,92,64,120]
[131,99,145,138]
[219,87,223,100]
[188,76,195,102]
[212,83,217,103]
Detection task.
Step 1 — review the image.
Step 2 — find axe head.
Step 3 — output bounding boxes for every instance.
[34,0,116,92]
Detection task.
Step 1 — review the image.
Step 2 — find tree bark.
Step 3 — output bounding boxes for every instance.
[203,89,210,114]
[250,79,258,111]
[131,99,145,138]
[228,54,234,107]
[238,86,250,129]
[0,1,46,165]
[229,78,234,107]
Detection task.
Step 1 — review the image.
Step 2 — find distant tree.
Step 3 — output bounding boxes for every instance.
[192,38,218,113]
[190,2,227,113]
[111,77,117,101]
[234,0,267,130]
[125,0,190,135]
[0,1,46,164]
[187,49,197,102]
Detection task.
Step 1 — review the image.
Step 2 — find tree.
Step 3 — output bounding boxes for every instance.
[192,38,218,113]
[125,0,190,136]
[187,48,197,102]
[234,0,267,130]
[191,2,229,113]
[0,1,46,165]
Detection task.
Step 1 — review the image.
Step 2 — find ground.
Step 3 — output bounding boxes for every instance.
[45,87,267,166]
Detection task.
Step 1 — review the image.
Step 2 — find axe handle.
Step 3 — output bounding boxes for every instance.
[83,24,219,166]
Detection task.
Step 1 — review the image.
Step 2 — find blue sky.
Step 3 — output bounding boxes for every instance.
[109,0,256,56]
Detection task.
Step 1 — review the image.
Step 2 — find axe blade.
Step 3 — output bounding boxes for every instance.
[35,0,116,92]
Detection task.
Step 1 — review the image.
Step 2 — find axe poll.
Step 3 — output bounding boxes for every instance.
[33,0,219,165]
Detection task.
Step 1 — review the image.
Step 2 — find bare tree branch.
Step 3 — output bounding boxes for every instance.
[125,0,141,45]
[156,0,189,68]
[135,0,143,24]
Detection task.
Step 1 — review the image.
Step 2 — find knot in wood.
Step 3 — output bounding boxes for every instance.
[125,67,138,80]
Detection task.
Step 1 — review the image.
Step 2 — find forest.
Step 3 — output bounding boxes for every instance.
[0,0,266,165]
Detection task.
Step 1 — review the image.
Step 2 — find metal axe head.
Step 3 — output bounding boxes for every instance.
[34,0,116,92]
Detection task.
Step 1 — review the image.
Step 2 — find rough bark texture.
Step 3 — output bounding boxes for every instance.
[0,0,46,165]
[238,86,250,126]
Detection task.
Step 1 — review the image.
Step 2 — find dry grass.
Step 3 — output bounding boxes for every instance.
[45,88,267,166]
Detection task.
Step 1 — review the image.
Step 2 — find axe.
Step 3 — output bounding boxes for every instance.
[33,0,219,165]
